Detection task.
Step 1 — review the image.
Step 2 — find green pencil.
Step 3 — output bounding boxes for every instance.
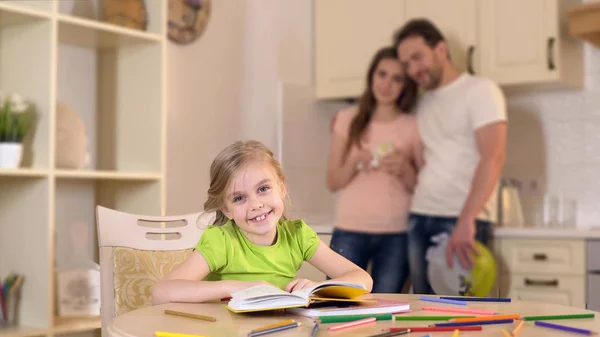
[395,315,476,321]
[317,313,393,324]
[522,313,595,321]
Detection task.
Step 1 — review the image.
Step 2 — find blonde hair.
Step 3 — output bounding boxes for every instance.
[204,140,289,225]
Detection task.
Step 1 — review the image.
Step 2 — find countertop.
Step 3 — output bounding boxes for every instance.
[307,220,600,239]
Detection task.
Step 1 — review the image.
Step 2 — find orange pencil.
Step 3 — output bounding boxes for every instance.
[251,319,296,333]
[512,320,525,336]
[328,317,376,331]
[451,314,520,323]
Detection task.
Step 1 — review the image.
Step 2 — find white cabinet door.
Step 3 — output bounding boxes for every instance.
[314,0,405,99]
[479,0,583,87]
[402,0,478,74]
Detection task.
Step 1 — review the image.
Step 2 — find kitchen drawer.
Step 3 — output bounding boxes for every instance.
[500,274,586,308]
[498,239,585,276]
[587,240,600,271]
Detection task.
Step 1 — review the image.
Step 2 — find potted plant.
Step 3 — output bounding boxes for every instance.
[0,91,36,168]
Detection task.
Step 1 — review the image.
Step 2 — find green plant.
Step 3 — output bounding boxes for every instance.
[0,91,36,143]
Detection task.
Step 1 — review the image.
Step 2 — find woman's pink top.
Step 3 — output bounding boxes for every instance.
[332,106,420,234]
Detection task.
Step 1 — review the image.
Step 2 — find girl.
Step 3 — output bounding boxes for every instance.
[152,140,373,305]
[326,46,422,293]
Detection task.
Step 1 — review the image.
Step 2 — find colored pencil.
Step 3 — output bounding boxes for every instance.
[155,332,210,337]
[450,314,521,322]
[250,319,295,333]
[500,328,512,337]
[522,313,595,321]
[421,305,495,315]
[388,326,482,332]
[310,323,319,337]
[419,296,467,305]
[451,329,460,337]
[512,320,525,336]
[164,309,216,322]
[317,313,393,324]
[366,329,409,337]
[248,322,301,337]
[328,317,376,331]
[395,315,475,321]
[534,321,597,335]
[432,319,514,327]
[440,296,511,302]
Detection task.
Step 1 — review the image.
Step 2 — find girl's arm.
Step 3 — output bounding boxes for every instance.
[151,251,268,305]
[307,241,373,291]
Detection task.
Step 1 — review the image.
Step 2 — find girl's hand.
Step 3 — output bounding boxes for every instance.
[225,280,272,295]
[285,278,317,293]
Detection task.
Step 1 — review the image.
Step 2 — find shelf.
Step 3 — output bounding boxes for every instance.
[53,316,101,335]
[57,14,162,49]
[0,169,48,178]
[0,326,47,337]
[0,3,51,27]
[568,1,600,48]
[55,170,161,181]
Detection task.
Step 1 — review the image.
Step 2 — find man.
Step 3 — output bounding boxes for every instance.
[393,18,507,295]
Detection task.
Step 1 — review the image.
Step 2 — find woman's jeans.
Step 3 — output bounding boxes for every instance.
[329,228,409,293]
[407,213,492,295]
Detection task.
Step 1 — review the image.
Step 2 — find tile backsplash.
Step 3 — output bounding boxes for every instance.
[503,44,600,228]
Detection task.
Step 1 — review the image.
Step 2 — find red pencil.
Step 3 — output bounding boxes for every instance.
[389,326,483,332]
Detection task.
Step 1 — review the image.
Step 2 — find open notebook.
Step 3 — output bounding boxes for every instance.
[225,281,372,313]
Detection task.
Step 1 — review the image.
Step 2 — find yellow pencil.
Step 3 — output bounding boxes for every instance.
[501,328,512,337]
[512,320,525,336]
[156,331,210,337]
[251,319,296,333]
[451,329,460,337]
[164,309,217,322]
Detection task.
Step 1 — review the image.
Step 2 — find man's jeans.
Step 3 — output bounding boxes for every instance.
[407,213,492,295]
[329,228,409,293]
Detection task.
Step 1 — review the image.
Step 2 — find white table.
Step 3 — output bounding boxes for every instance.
[108,294,599,337]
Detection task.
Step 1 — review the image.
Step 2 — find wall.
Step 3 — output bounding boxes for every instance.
[503,44,600,228]
[166,0,246,215]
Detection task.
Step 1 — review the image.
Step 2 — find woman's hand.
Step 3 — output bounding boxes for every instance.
[380,149,409,176]
[351,148,374,171]
[285,278,317,293]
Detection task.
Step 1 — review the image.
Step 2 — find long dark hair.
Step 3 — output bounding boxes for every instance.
[341,46,418,164]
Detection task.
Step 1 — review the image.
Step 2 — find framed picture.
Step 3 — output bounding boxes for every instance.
[168,0,211,45]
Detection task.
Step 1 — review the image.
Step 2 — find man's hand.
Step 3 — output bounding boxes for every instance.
[446,218,480,269]
[285,278,317,293]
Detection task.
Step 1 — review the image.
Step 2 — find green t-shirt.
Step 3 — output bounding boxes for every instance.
[195,219,320,290]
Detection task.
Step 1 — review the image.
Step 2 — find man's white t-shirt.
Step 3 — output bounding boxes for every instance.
[411,73,507,223]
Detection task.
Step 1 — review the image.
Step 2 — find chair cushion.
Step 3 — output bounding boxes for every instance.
[113,247,193,315]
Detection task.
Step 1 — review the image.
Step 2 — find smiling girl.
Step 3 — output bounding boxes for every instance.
[152,140,373,305]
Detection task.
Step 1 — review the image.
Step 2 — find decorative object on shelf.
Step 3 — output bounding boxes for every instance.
[0,91,36,169]
[55,101,91,170]
[56,221,101,318]
[168,0,211,45]
[0,273,25,327]
[102,0,148,31]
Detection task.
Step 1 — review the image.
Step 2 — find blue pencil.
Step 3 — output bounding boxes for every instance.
[534,321,597,335]
[419,296,467,306]
[440,296,511,303]
[432,319,514,327]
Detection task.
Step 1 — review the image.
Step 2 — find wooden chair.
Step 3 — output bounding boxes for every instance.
[95,205,214,336]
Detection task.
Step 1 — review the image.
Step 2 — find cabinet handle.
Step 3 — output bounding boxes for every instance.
[533,253,547,261]
[467,45,475,74]
[547,37,556,70]
[524,278,559,287]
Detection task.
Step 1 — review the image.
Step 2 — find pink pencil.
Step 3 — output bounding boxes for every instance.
[421,306,496,315]
[327,317,377,331]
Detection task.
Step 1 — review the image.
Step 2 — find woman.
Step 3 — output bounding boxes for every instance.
[326,46,421,293]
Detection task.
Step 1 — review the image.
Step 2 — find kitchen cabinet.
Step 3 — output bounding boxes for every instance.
[314,0,584,99]
[402,0,478,74]
[314,0,404,99]
[479,0,583,88]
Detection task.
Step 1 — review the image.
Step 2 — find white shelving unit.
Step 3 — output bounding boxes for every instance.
[0,1,167,336]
